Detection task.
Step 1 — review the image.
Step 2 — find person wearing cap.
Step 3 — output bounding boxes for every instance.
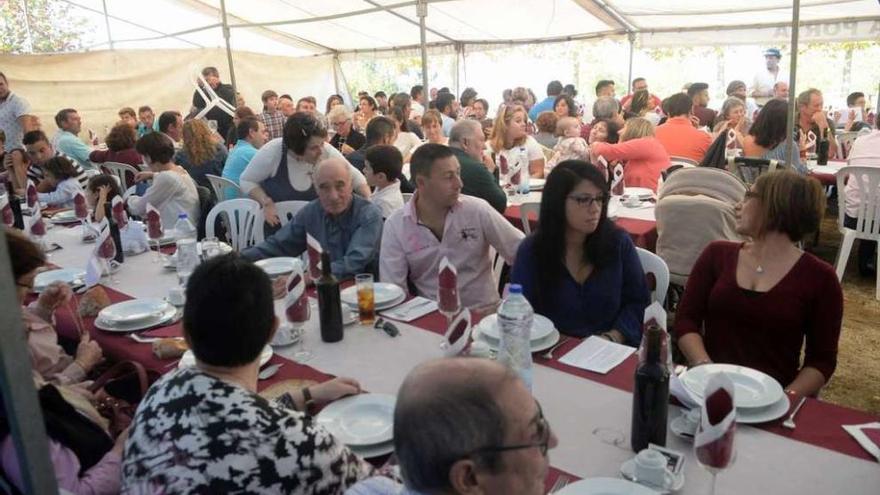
[750,48,787,106]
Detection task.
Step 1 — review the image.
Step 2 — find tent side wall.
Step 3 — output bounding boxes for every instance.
[0,48,336,135]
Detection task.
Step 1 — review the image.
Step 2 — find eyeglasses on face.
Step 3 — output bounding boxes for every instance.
[567,194,607,207]
[466,401,552,458]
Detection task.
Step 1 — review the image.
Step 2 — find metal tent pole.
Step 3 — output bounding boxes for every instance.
[785,0,801,167]
[627,32,635,91]
[219,0,238,95]
[0,229,57,494]
[418,0,429,102]
[101,0,114,49]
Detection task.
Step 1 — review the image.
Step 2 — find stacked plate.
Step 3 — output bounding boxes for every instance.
[33,268,85,292]
[529,178,546,191]
[254,257,302,277]
[680,364,790,424]
[162,241,234,270]
[556,478,658,495]
[623,187,655,201]
[472,313,561,353]
[179,346,273,369]
[49,210,81,225]
[340,283,405,311]
[95,298,178,332]
[316,394,396,458]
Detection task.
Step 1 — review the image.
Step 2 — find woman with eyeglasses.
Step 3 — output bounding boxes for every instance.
[510,161,650,346]
[675,171,842,397]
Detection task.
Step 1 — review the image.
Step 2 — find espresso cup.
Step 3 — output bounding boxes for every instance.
[634,449,672,487]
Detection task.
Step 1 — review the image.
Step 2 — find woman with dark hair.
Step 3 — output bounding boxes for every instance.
[676,171,842,396]
[511,161,650,345]
[588,118,620,145]
[86,174,124,223]
[89,122,142,168]
[554,94,578,119]
[176,119,228,190]
[388,106,421,161]
[325,94,344,116]
[128,132,200,228]
[37,155,85,207]
[354,95,379,133]
[239,112,370,226]
[743,99,805,173]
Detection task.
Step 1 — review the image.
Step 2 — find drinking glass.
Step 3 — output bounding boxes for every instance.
[286,292,313,362]
[146,214,164,264]
[437,285,460,351]
[355,273,375,325]
[201,236,221,260]
[694,413,736,495]
[97,233,118,285]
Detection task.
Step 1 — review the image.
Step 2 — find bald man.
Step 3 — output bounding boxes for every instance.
[349,358,558,495]
[242,157,383,278]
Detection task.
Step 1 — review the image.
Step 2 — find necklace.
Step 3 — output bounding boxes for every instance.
[756,264,764,274]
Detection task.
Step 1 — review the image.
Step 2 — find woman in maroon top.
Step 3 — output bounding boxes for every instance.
[89,122,143,168]
[675,171,842,397]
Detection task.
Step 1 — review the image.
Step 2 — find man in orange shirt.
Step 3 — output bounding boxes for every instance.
[654,93,712,163]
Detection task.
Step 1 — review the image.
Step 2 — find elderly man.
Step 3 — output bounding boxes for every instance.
[349,358,557,495]
[242,157,383,278]
[751,48,786,106]
[381,144,523,308]
[327,105,365,156]
[448,120,506,213]
[797,88,838,158]
[773,81,789,100]
[192,66,235,139]
[52,109,95,170]
[592,96,625,129]
[0,72,38,151]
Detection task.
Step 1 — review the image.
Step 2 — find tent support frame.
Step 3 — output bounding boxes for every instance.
[219,0,238,96]
[101,0,114,50]
[418,0,429,101]
[786,0,801,167]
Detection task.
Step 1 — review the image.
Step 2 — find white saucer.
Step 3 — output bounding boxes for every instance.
[556,478,658,495]
[271,323,303,347]
[620,459,685,494]
[472,326,560,354]
[670,415,696,440]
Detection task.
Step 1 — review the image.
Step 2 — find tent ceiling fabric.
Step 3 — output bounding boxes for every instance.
[65,0,880,55]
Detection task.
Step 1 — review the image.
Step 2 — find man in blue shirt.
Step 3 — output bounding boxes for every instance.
[435,92,457,137]
[528,80,563,122]
[52,108,95,170]
[136,106,160,138]
[222,117,268,195]
[242,157,383,279]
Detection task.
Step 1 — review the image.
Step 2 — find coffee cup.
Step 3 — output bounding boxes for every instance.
[633,449,673,487]
[168,286,186,306]
[469,341,492,358]
[683,408,701,433]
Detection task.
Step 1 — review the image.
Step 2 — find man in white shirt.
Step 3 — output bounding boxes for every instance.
[0,72,37,151]
[750,48,786,106]
[843,125,880,275]
[363,144,404,218]
[410,85,426,120]
[380,144,524,308]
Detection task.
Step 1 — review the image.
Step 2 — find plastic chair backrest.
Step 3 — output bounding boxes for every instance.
[519,202,540,236]
[837,166,880,241]
[204,198,261,251]
[669,156,699,167]
[726,157,785,186]
[205,174,242,202]
[636,247,669,305]
[837,132,859,160]
[275,200,309,226]
[101,162,139,190]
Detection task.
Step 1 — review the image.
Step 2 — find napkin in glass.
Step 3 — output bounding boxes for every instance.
[695,372,737,470]
[802,129,817,155]
[284,262,309,323]
[25,179,37,209]
[74,191,89,220]
[1,193,13,227]
[306,232,323,280]
[111,196,128,230]
[443,308,471,357]
[437,256,459,312]
[27,203,46,237]
[145,203,163,239]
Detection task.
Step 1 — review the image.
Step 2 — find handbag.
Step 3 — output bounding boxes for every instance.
[88,360,149,438]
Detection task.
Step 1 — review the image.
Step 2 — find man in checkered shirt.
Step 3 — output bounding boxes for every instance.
[258,89,285,141]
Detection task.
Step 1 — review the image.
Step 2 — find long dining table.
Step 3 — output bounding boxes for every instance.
[38,221,880,494]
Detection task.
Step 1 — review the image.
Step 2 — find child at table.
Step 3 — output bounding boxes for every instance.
[36,155,85,208]
[547,116,589,173]
[86,174,124,223]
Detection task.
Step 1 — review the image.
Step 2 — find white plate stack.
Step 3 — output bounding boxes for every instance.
[95,298,177,332]
[340,283,406,311]
[33,268,85,292]
[680,364,790,424]
[472,314,561,354]
[316,394,396,458]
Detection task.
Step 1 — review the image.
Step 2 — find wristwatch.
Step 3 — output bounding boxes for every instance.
[302,387,316,413]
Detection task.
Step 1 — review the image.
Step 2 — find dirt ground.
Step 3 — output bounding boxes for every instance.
[809,212,880,416]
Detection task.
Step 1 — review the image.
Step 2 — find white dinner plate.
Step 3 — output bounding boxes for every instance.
[341,283,405,308]
[736,393,791,424]
[348,440,394,459]
[623,187,654,200]
[254,257,302,277]
[681,364,784,409]
[49,209,81,224]
[472,326,560,354]
[95,303,178,332]
[163,241,234,269]
[316,393,396,447]
[98,298,173,325]
[556,477,658,495]
[179,345,273,369]
[478,313,555,342]
[529,178,546,191]
[306,299,359,325]
[33,268,85,292]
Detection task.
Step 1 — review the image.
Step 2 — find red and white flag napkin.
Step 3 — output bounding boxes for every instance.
[498,154,509,176]
[443,308,472,357]
[111,196,128,230]
[695,373,737,470]
[508,155,523,188]
[610,161,626,196]
[726,129,738,152]
[93,217,115,261]
[594,155,610,183]
[0,193,13,227]
[284,261,310,323]
[802,130,818,155]
[145,203,163,240]
[437,256,459,314]
[25,180,37,209]
[27,203,46,237]
[842,422,880,462]
[306,233,323,280]
[73,191,89,220]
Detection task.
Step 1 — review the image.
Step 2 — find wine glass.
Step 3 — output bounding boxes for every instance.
[74,194,89,240]
[286,291,313,362]
[694,396,736,495]
[97,231,118,285]
[437,285,460,351]
[146,212,164,264]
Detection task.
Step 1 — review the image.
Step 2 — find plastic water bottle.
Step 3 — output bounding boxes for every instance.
[517,147,531,199]
[496,284,534,390]
[174,213,199,286]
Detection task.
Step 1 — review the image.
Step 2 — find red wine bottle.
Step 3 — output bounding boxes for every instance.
[103,202,124,264]
[631,325,670,452]
[816,127,830,165]
[316,251,343,343]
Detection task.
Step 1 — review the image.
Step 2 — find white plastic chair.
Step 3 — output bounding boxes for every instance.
[101,162,140,190]
[192,72,235,120]
[836,131,859,160]
[275,200,309,226]
[834,166,880,299]
[204,198,261,252]
[636,247,670,306]
[519,202,540,236]
[205,174,242,203]
[669,156,699,167]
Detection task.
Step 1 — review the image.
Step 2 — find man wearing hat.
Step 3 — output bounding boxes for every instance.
[750,48,787,106]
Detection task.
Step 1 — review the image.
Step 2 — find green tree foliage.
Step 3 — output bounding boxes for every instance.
[1,0,88,54]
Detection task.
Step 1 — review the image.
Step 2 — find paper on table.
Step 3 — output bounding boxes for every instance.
[558,336,635,374]
[842,422,880,462]
[380,296,438,322]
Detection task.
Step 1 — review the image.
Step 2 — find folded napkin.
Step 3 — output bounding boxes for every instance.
[638,302,672,369]
[93,217,115,261]
[695,372,736,470]
[842,422,880,462]
[145,203,163,239]
[802,129,817,154]
[498,154,509,176]
[121,220,149,254]
[284,264,310,323]
[726,129,738,153]
[74,192,89,220]
[306,233,323,280]
[602,157,625,196]
[25,180,37,209]
[1,193,13,227]
[437,257,459,314]
[111,196,128,229]
[27,203,46,237]
[443,308,471,357]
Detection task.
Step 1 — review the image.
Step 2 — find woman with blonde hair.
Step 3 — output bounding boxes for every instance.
[488,104,546,178]
[175,118,228,190]
[589,117,669,191]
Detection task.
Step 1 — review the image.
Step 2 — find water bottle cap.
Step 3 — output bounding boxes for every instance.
[178,213,188,219]
[508,284,523,294]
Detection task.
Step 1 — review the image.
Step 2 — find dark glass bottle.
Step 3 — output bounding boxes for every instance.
[816,127,830,165]
[631,325,670,452]
[103,202,124,264]
[316,251,343,343]
[5,179,24,230]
